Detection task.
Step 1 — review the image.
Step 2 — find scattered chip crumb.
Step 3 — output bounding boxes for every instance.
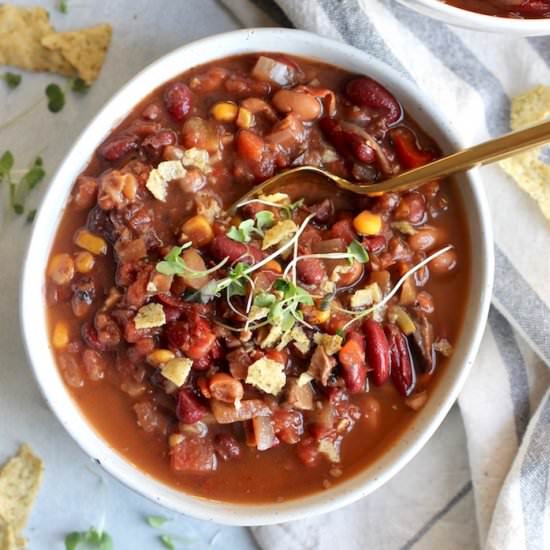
[259,192,290,205]
[161,358,193,387]
[297,372,314,387]
[350,283,382,309]
[157,160,187,182]
[262,220,297,250]
[246,357,286,396]
[134,303,166,330]
[500,85,550,222]
[0,444,43,541]
[318,439,340,463]
[260,325,283,349]
[180,148,211,174]
[195,193,222,223]
[145,169,168,201]
[313,333,343,356]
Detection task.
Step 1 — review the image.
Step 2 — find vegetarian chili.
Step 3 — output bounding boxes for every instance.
[46,53,469,502]
[442,0,550,17]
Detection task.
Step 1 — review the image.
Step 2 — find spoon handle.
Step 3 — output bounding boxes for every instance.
[350,118,550,195]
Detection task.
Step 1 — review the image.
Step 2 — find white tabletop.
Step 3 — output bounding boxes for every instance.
[0,1,476,548]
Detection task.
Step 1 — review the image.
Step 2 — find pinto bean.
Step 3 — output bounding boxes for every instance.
[429,249,457,275]
[297,257,326,286]
[394,192,426,225]
[100,135,138,162]
[408,226,440,252]
[272,89,321,120]
[208,373,244,403]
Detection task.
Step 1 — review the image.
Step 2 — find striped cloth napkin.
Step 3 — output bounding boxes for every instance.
[220,1,550,549]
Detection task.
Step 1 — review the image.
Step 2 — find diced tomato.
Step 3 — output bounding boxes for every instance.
[390,127,435,169]
[170,434,217,473]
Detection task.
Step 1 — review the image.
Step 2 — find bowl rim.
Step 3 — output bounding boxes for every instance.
[397,0,550,34]
[20,27,494,526]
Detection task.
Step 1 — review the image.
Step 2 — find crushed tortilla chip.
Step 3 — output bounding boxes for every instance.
[0,444,43,540]
[246,357,286,396]
[0,5,74,75]
[262,219,297,250]
[500,85,550,222]
[0,5,111,83]
[313,333,343,356]
[134,303,166,330]
[179,148,211,174]
[161,358,193,387]
[0,515,16,550]
[41,24,112,84]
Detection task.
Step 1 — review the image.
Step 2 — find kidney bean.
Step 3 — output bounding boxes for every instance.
[296,257,326,286]
[163,82,192,122]
[94,312,121,350]
[100,135,138,162]
[362,235,386,254]
[208,373,244,403]
[338,332,367,394]
[363,319,391,386]
[345,77,402,125]
[210,234,265,265]
[214,433,241,461]
[320,117,376,164]
[142,130,176,152]
[429,249,457,275]
[394,192,426,225]
[176,389,208,424]
[329,218,357,244]
[385,324,416,396]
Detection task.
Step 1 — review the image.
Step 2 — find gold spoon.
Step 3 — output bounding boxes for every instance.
[231,118,550,211]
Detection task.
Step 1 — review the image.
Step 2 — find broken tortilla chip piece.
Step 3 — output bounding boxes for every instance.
[0,515,16,550]
[0,445,43,539]
[0,5,75,75]
[500,85,550,222]
[41,24,112,84]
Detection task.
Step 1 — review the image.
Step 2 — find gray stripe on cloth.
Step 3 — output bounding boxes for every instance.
[527,37,550,68]
[488,306,531,441]
[493,245,550,367]
[399,481,473,550]
[385,0,510,136]
[249,0,294,27]
[520,393,550,550]
[316,0,412,79]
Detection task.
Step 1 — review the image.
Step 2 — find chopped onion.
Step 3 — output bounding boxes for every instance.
[252,56,295,86]
[252,415,276,450]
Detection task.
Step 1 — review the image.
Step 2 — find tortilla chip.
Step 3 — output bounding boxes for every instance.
[0,515,16,550]
[0,445,43,537]
[500,85,550,222]
[0,5,75,75]
[41,24,112,84]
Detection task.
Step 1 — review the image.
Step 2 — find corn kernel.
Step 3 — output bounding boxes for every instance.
[211,101,238,123]
[236,107,253,129]
[48,253,75,285]
[74,251,95,273]
[169,433,184,448]
[74,229,107,255]
[353,210,382,236]
[52,321,70,349]
[308,308,330,325]
[181,215,214,248]
[146,349,175,366]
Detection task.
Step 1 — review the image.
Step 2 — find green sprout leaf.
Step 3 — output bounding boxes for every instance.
[71,77,90,94]
[2,72,21,89]
[58,0,69,13]
[227,219,255,243]
[346,239,369,264]
[26,208,37,224]
[21,157,46,190]
[146,515,169,529]
[159,534,175,550]
[253,292,276,308]
[255,210,274,232]
[0,151,14,181]
[46,83,65,113]
[65,527,112,550]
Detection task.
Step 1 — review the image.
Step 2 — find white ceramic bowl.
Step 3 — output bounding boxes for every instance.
[397,0,550,34]
[21,28,494,526]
